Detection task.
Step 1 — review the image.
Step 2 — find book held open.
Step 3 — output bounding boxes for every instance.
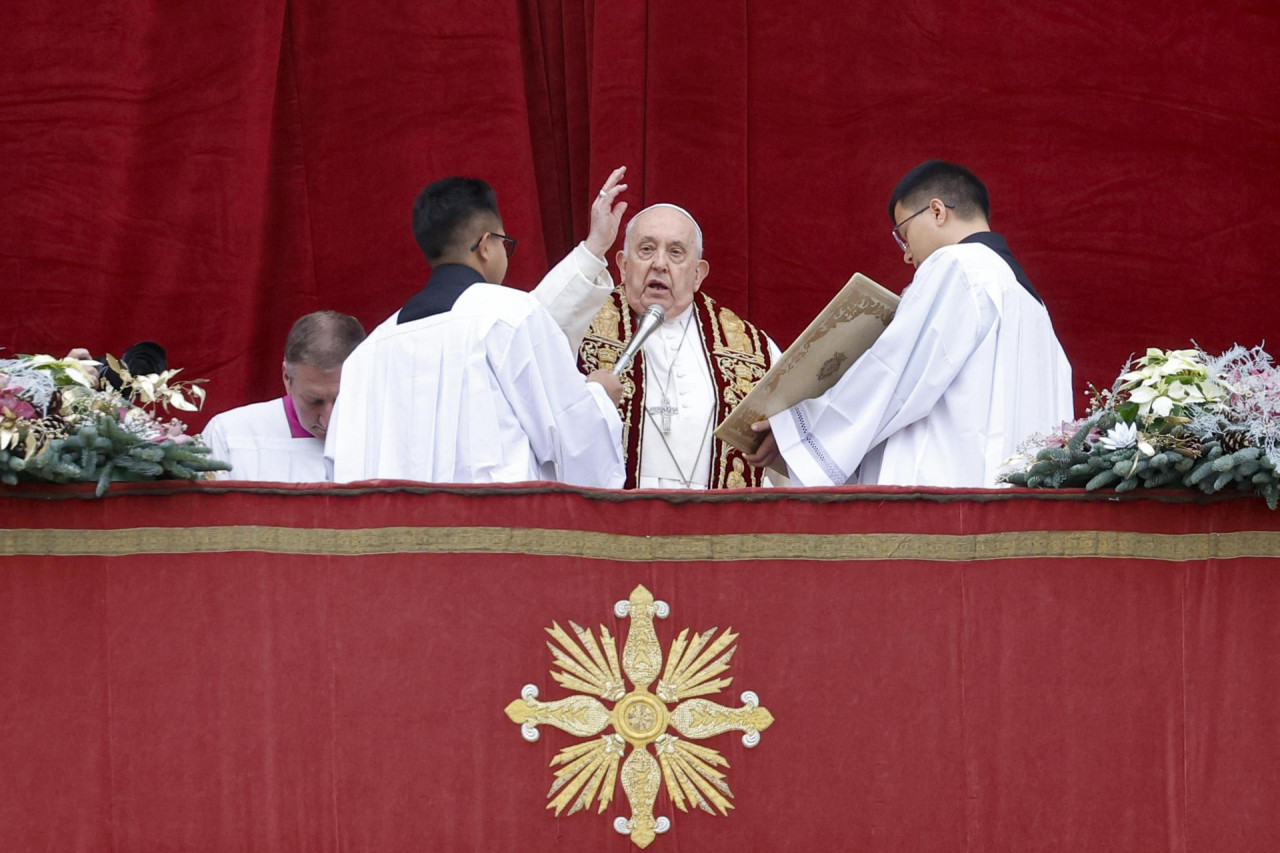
[714,273,900,455]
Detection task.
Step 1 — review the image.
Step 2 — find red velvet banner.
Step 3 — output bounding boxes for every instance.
[3,484,1278,850]
[3,2,1277,431]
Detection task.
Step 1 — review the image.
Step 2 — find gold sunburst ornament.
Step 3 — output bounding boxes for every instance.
[504,585,775,848]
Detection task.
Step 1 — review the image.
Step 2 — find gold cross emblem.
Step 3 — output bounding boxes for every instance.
[505,585,775,848]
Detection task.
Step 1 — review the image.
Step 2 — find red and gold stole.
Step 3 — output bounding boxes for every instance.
[577,288,773,489]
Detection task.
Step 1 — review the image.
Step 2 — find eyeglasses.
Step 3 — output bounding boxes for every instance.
[470,232,518,258]
[892,202,953,251]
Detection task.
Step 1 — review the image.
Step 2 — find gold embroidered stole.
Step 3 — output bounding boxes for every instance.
[577,289,772,489]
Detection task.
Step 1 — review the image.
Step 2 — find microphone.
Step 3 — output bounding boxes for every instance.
[611,304,666,375]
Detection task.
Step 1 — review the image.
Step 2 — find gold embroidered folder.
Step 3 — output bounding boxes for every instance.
[714,273,900,455]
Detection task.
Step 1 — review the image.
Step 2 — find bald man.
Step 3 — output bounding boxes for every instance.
[540,202,782,489]
[204,311,365,482]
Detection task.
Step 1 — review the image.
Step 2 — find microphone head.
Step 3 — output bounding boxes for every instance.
[639,303,666,330]
[610,303,669,376]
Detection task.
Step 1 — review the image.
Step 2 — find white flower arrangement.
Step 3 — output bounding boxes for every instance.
[0,352,225,494]
[1003,345,1280,508]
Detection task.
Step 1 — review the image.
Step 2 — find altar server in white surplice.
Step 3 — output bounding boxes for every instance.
[749,160,1073,487]
[326,174,628,486]
[204,311,365,482]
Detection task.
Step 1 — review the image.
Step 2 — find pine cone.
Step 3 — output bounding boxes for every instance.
[1172,434,1202,459]
[35,416,68,440]
[1220,430,1256,454]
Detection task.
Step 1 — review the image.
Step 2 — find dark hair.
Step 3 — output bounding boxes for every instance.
[103,341,167,391]
[284,311,366,371]
[888,160,990,223]
[411,177,501,263]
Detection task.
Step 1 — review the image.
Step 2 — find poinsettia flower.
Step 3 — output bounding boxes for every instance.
[26,354,98,388]
[1128,385,1157,404]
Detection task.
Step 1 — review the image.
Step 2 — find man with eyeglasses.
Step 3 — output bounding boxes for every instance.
[325,174,627,486]
[748,160,1073,487]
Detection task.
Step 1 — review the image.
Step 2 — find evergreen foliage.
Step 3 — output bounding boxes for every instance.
[0,412,227,495]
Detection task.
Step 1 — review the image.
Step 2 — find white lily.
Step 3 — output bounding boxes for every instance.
[1099,421,1138,450]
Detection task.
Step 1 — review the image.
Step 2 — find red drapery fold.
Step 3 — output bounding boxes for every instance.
[3,2,1277,431]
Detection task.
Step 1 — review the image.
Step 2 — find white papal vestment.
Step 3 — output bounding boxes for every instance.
[770,242,1073,488]
[325,284,624,487]
[536,281,784,489]
[633,307,783,489]
[204,397,327,482]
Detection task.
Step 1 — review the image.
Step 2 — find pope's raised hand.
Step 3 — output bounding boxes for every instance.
[585,166,628,258]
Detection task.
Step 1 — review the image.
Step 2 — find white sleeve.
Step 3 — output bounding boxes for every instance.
[201,414,233,481]
[531,242,614,351]
[325,348,373,484]
[492,303,625,488]
[769,255,994,487]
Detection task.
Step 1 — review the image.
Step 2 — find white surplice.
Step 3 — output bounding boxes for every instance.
[203,397,328,482]
[325,283,624,487]
[770,242,1073,488]
[533,244,615,351]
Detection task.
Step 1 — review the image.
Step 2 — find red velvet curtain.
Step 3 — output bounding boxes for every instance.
[3,1,1277,431]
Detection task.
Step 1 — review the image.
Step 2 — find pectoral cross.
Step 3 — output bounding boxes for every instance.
[647,396,678,434]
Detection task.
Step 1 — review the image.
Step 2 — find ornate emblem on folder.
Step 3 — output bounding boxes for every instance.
[504,585,775,848]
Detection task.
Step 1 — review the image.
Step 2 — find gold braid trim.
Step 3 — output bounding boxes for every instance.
[5,526,1280,561]
[578,289,643,488]
[695,293,772,488]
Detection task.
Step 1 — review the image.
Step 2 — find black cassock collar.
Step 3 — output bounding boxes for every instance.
[398,263,487,324]
[959,232,1043,305]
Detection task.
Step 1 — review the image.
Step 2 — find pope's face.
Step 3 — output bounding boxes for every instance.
[282,361,341,439]
[616,207,709,317]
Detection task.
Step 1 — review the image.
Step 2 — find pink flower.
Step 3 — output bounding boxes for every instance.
[0,390,36,420]
[1044,418,1089,448]
[148,420,192,443]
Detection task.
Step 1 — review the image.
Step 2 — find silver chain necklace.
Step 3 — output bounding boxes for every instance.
[641,312,714,487]
[645,312,692,434]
